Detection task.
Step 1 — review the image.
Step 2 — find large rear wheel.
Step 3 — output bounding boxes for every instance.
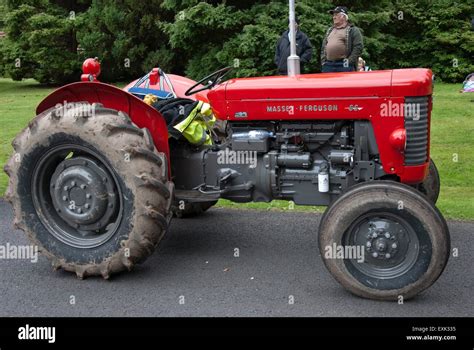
[4,103,173,279]
[318,181,450,300]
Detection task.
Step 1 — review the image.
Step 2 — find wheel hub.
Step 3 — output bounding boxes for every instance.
[366,225,399,260]
[343,213,419,279]
[50,156,118,231]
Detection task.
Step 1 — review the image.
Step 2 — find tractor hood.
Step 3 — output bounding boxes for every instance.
[207,69,432,120]
[211,68,432,100]
[223,70,393,100]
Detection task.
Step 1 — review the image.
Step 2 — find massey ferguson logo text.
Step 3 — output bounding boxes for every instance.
[267,105,295,114]
[266,104,338,114]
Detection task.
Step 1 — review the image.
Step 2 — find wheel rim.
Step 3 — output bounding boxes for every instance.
[343,212,419,279]
[32,144,123,249]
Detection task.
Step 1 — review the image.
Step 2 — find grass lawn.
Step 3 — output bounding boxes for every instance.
[0,78,473,219]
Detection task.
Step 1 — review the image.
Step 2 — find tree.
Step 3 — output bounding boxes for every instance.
[1,0,472,83]
[163,0,473,82]
[0,0,7,30]
[76,0,175,82]
[0,0,91,84]
[383,0,474,82]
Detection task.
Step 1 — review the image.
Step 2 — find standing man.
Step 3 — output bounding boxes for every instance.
[275,17,313,75]
[321,6,363,73]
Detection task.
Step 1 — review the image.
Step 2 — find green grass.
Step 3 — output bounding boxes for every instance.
[0,78,54,194]
[0,78,473,219]
[428,84,474,220]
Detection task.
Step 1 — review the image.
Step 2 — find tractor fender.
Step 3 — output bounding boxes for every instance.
[36,82,170,171]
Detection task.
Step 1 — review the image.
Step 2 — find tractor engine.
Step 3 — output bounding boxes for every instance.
[171,120,386,206]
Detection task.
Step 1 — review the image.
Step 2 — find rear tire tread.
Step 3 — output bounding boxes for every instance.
[4,104,172,279]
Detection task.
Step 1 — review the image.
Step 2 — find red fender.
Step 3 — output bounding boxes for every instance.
[36,82,170,176]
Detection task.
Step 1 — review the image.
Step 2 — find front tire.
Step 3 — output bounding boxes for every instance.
[4,103,173,279]
[318,181,450,300]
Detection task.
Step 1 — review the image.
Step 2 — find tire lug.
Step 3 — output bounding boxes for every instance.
[64,186,69,191]
[384,232,390,239]
[85,204,90,209]
[86,194,91,199]
[372,252,378,258]
[392,243,397,249]
[385,253,391,259]
[366,242,372,247]
[71,181,76,187]
[80,184,86,189]
[62,196,68,201]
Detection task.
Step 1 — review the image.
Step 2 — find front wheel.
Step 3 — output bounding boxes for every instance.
[318,181,450,300]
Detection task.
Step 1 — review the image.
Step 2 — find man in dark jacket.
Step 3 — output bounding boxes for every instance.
[275,18,313,75]
[321,6,363,73]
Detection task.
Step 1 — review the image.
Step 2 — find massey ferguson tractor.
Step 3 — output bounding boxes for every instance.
[4,58,450,301]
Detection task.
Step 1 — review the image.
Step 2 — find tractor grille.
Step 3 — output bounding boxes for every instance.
[404,96,429,165]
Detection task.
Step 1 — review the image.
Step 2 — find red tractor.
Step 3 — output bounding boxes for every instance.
[4,58,449,301]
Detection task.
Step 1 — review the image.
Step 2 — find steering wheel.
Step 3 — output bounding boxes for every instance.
[185,66,233,96]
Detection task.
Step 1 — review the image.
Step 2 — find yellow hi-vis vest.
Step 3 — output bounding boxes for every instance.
[173,101,216,146]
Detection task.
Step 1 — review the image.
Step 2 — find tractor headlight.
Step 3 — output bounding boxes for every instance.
[389,128,407,153]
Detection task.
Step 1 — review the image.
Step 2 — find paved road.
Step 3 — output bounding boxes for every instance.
[0,199,472,317]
